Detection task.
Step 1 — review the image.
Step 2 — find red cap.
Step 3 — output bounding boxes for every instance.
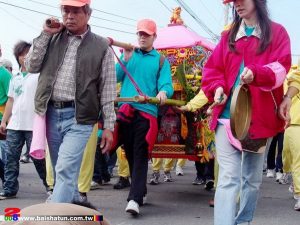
[137,19,157,35]
[60,0,90,7]
[223,0,234,4]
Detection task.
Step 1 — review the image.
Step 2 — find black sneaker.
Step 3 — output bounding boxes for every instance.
[205,180,214,191]
[79,192,88,203]
[45,186,53,196]
[113,177,130,189]
[102,172,111,184]
[208,199,214,207]
[0,192,17,200]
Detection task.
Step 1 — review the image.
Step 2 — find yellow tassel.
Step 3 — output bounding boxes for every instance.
[181,114,188,139]
[121,148,127,160]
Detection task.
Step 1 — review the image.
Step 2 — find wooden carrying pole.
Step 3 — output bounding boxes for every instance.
[106,37,136,50]
[116,96,186,106]
[46,18,61,28]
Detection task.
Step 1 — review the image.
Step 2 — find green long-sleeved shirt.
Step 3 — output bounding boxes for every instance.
[0,66,12,120]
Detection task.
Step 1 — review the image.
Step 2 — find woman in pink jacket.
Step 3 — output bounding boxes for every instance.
[202,0,291,225]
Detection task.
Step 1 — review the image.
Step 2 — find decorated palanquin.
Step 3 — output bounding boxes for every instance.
[151,16,216,162]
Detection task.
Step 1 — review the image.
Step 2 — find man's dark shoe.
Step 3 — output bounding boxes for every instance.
[0,192,17,200]
[102,174,111,184]
[113,176,130,189]
[79,192,88,203]
[45,186,53,196]
[205,180,214,191]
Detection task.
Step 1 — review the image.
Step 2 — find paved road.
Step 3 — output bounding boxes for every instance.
[0,161,299,225]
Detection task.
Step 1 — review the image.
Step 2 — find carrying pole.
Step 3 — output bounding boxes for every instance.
[116,96,186,106]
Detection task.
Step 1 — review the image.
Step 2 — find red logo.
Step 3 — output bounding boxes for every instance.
[4,208,21,221]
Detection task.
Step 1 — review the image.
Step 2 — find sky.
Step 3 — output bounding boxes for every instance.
[0,0,299,71]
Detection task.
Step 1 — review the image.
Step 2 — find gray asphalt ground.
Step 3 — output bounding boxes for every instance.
[0,161,299,225]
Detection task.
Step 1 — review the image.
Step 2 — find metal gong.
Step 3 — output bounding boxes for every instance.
[230,84,252,140]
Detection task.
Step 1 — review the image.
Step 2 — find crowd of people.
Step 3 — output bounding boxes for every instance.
[0,0,299,225]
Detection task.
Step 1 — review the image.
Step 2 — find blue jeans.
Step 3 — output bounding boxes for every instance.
[267,132,284,172]
[3,130,47,195]
[46,105,93,203]
[0,140,8,183]
[214,125,265,225]
[107,152,117,175]
[0,159,3,183]
[92,143,111,183]
[0,140,8,163]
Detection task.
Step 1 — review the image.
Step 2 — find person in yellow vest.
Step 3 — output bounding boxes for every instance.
[279,65,300,211]
[46,124,98,202]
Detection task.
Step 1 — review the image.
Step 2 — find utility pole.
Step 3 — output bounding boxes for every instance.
[224,2,230,27]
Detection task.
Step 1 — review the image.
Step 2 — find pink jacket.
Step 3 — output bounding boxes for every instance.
[202,22,291,139]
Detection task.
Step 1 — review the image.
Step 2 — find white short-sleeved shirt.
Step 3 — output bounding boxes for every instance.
[7,72,39,131]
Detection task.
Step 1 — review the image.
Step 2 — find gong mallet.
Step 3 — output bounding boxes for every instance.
[206,94,224,115]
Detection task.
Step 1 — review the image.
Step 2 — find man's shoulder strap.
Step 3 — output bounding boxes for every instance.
[159,54,165,71]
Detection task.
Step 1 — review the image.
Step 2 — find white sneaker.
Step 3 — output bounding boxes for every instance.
[266,169,275,178]
[143,196,147,205]
[176,166,184,176]
[276,172,283,182]
[279,172,292,184]
[163,171,173,182]
[45,194,52,203]
[125,200,139,215]
[90,181,102,190]
[294,198,300,211]
[289,183,295,194]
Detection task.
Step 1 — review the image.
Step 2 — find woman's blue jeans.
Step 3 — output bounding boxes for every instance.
[214,125,266,225]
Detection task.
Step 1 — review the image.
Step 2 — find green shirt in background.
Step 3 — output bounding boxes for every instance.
[0,66,12,120]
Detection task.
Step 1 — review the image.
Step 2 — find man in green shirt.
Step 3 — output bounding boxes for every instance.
[116,19,173,215]
[0,66,11,119]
